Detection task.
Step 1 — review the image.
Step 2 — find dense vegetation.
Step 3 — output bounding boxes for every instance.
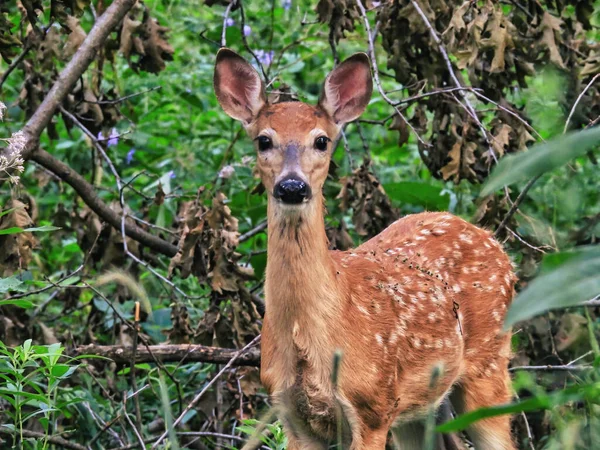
[0,0,599,449]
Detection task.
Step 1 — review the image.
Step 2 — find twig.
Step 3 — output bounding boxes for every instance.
[583,295,600,306]
[509,364,593,372]
[564,73,600,134]
[494,175,540,237]
[83,86,162,105]
[239,1,268,82]
[123,392,145,450]
[151,335,262,449]
[30,149,178,256]
[0,39,35,90]
[239,220,267,242]
[409,0,497,160]
[510,351,594,372]
[391,86,480,104]
[222,0,236,47]
[355,0,427,147]
[505,227,549,253]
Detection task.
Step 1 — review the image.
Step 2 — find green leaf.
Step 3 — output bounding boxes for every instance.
[504,246,600,328]
[437,382,600,433]
[0,225,61,235]
[383,182,450,210]
[0,276,24,293]
[0,299,33,308]
[480,126,600,197]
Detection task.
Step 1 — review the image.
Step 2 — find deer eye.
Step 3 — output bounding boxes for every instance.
[256,136,273,151]
[314,136,329,151]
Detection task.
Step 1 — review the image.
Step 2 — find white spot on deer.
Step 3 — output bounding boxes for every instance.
[459,233,473,244]
[453,284,462,293]
[490,273,498,282]
[417,292,426,300]
[375,334,384,346]
[428,312,437,323]
[357,305,370,316]
[412,337,422,348]
[444,338,454,348]
[435,339,444,349]
[484,241,491,249]
[420,229,431,235]
[432,228,446,236]
[415,236,427,242]
[500,286,507,296]
[504,274,511,286]
[389,331,399,345]
[492,310,502,323]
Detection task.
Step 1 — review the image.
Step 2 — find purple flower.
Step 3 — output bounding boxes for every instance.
[256,50,274,67]
[243,25,252,37]
[282,0,292,11]
[98,130,105,141]
[372,1,381,7]
[167,170,176,179]
[107,128,119,147]
[126,148,135,165]
[225,18,235,27]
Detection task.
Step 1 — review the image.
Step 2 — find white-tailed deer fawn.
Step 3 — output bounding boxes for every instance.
[214,49,516,450]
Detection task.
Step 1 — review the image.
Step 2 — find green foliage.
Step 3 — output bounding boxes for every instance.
[0,340,80,449]
[481,126,600,197]
[0,0,599,448]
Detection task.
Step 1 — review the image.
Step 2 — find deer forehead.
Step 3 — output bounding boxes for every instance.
[253,102,337,139]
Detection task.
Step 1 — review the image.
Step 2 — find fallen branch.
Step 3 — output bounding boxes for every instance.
[72,343,260,366]
[0,429,86,450]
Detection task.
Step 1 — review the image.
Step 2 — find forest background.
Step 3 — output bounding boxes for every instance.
[0,0,599,449]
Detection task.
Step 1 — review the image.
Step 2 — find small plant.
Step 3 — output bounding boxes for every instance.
[237,418,287,450]
[0,339,79,450]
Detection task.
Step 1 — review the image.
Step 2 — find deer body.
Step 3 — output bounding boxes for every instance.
[215,50,516,450]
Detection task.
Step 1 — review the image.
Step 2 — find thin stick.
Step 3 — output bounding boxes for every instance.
[221,0,236,47]
[151,335,262,449]
[355,0,427,147]
[564,73,600,134]
[494,175,540,237]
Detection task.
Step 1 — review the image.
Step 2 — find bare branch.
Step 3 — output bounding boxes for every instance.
[30,149,178,257]
[72,343,260,366]
[564,73,600,134]
[18,0,137,162]
[0,429,86,450]
[355,0,427,147]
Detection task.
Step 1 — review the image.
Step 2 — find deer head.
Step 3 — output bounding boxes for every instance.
[214,48,372,213]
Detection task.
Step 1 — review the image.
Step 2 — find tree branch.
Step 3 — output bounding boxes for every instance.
[0,429,86,450]
[18,0,137,162]
[72,343,260,366]
[31,149,178,257]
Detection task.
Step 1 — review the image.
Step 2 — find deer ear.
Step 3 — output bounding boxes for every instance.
[318,53,373,124]
[214,48,266,124]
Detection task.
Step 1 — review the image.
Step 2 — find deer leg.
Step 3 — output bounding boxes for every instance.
[358,427,389,450]
[450,368,515,450]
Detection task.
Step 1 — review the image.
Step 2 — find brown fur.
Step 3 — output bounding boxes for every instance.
[215,49,516,450]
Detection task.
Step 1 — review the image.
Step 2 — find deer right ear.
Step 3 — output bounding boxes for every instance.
[214,48,266,125]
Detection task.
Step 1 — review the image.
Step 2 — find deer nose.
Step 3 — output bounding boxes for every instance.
[274,178,310,204]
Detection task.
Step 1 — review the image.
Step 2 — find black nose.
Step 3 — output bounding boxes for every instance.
[274,179,310,204]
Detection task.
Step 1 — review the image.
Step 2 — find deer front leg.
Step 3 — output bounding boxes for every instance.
[357,427,388,450]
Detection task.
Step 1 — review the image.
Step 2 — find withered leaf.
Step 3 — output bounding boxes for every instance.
[539,12,566,69]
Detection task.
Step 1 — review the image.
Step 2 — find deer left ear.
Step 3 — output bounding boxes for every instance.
[318,53,373,124]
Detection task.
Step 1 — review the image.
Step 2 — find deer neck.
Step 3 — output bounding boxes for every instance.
[265,195,342,333]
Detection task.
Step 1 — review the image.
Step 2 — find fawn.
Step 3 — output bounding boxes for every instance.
[214,49,516,450]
